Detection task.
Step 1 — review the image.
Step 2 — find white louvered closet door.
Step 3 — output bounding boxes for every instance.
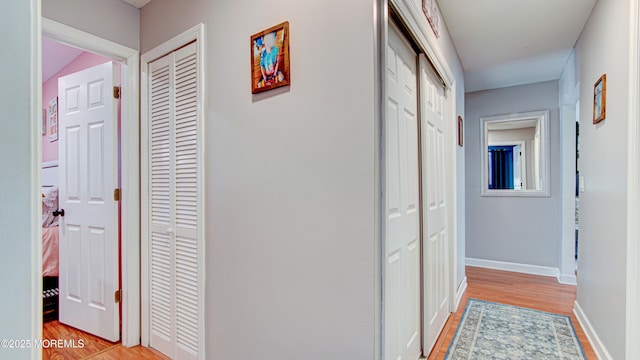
[147,41,202,360]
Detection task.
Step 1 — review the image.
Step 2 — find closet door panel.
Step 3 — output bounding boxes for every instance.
[173,43,200,359]
[149,54,176,357]
[147,41,202,360]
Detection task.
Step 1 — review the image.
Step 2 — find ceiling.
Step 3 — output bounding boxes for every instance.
[438,0,597,92]
[42,37,83,82]
[120,0,152,8]
[48,0,596,93]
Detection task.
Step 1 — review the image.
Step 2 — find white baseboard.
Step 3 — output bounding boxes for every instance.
[558,273,577,285]
[466,258,567,283]
[574,300,613,360]
[454,276,467,311]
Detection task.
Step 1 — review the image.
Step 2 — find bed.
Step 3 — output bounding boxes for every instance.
[42,161,60,322]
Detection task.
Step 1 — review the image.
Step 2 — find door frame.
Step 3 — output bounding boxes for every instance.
[488,140,527,190]
[626,0,640,358]
[139,23,206,357]
[380,0,459,358]
[41,18,141,347]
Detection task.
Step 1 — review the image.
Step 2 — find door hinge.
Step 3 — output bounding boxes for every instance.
[113,86,121,99]
[115,289,122,304]
[114,188,121,201]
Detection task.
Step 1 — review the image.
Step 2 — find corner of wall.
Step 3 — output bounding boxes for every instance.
[574,300,614,360]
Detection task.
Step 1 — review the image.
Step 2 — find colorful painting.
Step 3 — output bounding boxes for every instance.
[251,21,290,94]
[48,97,58,142]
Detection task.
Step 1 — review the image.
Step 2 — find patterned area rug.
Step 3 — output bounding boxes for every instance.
[445,299,586,360]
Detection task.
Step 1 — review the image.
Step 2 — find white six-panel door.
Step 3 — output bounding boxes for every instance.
[385,23,422,360]
[58,61,120,342]
[146,41,203,360]
[419,54,450,354]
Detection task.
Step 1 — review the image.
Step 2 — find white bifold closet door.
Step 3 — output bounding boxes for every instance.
[146,41,203,360]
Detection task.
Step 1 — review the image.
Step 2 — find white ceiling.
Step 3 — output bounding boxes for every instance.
[46,0,596,93]
[120,0,152,8]
[438,0,597,92]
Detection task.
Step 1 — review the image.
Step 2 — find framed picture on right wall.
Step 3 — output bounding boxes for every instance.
[593,74,606,124]
[457,115,464,147]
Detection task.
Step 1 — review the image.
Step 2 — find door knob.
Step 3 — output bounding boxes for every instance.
[53,209,65,217]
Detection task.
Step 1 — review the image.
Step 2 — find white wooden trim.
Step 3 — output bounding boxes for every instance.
[32,3,43,359]
[373,1,386,360]
[574,301,613,360]
[389,0,454,87]
[557,273,577,286]
[454,276,467,311]
[466,258,564,280]
[140,23,206,359]
[42,18,141,347]
[627,0,640,358]
[447,83,458,314]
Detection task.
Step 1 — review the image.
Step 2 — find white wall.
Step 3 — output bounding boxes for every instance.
[572,0,631,357]
[141,1,377,358]
[42,0,140,50]
[465,81,561,268]
[0,1,40,359]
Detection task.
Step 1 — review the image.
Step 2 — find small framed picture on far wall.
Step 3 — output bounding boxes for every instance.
[458,116,464,147]
[48,97,58,142]
[593,74,606,124]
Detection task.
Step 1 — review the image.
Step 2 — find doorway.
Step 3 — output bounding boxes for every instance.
[40,18,141,348]
[41,37,123,357]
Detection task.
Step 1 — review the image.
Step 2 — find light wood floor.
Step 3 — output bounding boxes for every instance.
[44,266,596,359]
[427,266,597,359]
[42,321,168,360]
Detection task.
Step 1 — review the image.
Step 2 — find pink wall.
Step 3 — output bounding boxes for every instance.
[42,51,113,162]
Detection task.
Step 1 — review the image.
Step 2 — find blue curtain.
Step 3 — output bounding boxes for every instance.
[488,146,514,189]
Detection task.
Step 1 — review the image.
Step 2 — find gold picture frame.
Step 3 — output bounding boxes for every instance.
[593,74,606,124]
[250,21,290,94]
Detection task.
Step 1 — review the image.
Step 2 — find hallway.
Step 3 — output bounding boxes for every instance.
[428,267,597,359]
